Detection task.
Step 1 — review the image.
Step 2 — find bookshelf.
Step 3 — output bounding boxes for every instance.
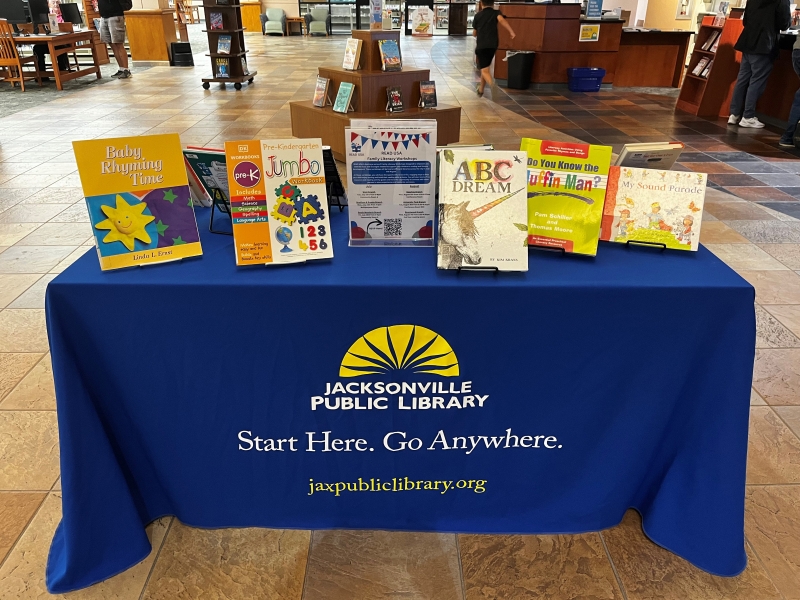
[676,11,744,117]
[201,1,257,90]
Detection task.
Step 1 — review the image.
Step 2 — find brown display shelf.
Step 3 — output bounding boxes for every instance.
[201,2,256,89]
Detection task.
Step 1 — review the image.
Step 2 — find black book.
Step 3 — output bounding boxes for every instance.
[419,80,437,108]
[386,86,404,113]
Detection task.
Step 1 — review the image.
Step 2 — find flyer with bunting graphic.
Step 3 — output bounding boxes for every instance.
[520,138,612,256]
[73,133,203,271]
[224,139,333,266]
[345,120,437,246]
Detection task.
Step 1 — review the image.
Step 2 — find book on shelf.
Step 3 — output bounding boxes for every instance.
[313,76,330,107]
[216,0,229,4]
[240,57,249,75]
[378,39,402,71]
[224,138,334,266]
[217,35,231,54]
[600,166,707,251]
[73,133,203,271]
[437,149,528,272]
[712,14,726,26]
[183,147,228,208]
[710,34,721,52]
[209,12,223,29]
[614,142,685,170]
[692,57,709,76]
[386,86,404,113]
[701,31,719,51]
[342,38,362,70]
[419,80,437,108]
[700,59,714,78]
[333,82,355,113]
[215,58,230,78]
[520,138,612,256]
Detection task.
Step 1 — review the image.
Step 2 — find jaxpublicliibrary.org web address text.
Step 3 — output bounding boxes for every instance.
[308,477,486,496]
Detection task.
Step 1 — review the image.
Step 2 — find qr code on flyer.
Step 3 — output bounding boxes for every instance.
[384,218,402,237]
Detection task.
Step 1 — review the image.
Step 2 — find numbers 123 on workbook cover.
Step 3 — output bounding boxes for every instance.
[73,133,203,271]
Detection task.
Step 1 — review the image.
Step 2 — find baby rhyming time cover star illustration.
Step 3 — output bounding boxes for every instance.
[601,166,707,251]
[73,133,203,271]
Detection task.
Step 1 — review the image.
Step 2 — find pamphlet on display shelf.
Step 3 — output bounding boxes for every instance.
[224,138,333,266]
[183,147,229,208]
[520,138,612,256]
[73,133,203,271]
[345,119,437,246]
[601,166,707,251]
[437,149,528,271]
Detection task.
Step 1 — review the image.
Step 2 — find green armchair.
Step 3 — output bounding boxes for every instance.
[260,8,286,35]
[304,8,331,36]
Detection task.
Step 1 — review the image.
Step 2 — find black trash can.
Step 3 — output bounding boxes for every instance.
[170,42,194,67]
[506,51,534,90]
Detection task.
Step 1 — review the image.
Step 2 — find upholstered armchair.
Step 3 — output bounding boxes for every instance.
[304,8,331,36]
[260,8,286,35]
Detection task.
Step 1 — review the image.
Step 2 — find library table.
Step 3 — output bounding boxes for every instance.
[12,30,101,90]
[45,207,755,592]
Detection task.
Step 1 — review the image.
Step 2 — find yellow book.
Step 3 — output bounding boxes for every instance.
[73,134,203,271]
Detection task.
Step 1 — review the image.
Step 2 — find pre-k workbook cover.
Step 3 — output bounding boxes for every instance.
[520,138,612,256]
[601,166,707,251]
[73,133,203,271]
[437,149,528,271]
[224,139,334,266]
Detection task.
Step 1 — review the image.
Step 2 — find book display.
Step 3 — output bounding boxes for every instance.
[378,39,402,71]
[520,138,612,256]
[333,82,356,113]
[73,134,203,271]
[313,76,331,107]
[224,138,334,266]
[345,119,437,246]
[386,86,404,112]
[290,30,461,160]
[183,148,229,209]
[201,0,257,90]
[438,149,528,271]
[343,38,363,70]
[601,166,707,251]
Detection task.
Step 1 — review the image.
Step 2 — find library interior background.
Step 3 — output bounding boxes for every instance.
[2,0,800,598]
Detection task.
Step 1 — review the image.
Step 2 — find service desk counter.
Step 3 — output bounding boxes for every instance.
[755,33,799,128]
[615,30,693,88]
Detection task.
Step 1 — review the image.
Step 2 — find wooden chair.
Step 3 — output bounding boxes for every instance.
[0,19,42,91]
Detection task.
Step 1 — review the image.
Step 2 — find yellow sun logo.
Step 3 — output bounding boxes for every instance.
[340,325,459,378]
[95,195,155,251]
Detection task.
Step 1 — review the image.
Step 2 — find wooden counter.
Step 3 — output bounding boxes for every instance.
[126,9,178,62]
[494,3,620,84]
[615,30,693,87]
[755,34,799,127]
[240,1,263,34]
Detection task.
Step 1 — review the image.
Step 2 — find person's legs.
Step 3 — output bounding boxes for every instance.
[102,16,130,75]
[110,43,129,70]
[779,49,800,145]
[729,54,753,119]
[742,54,774,119]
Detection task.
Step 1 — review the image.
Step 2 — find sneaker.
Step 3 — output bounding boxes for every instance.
[110,69,124,78]
[117,70,132,79]
[476,84,483,97]
[727,114,741,125]
[739,117,765,129]
[778,139,796,148]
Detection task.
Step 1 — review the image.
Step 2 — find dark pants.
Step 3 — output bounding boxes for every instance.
[780,49,800,144]
[33,44,70,73]
[729,53,774,119]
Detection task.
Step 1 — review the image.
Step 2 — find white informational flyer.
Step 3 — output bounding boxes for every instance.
[345,119,437,247]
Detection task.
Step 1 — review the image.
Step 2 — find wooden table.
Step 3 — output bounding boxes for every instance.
[286,17,305,36]
[13,31,101,90]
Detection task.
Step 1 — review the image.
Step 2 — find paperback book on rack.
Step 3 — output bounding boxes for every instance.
[437,149,528,271]
[224,138,334,266]
[520,138,612,256]
[600,166,707,251]
[183,147,229,208]
[73,133,203,271]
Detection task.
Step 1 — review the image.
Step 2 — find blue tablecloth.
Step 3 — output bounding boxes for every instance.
[45,207,755,593]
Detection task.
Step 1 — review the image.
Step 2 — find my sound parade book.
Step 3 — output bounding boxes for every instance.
[224,139,333,266]
[73,133,203,271]
[519,138,612,256]
[437,149,528,271]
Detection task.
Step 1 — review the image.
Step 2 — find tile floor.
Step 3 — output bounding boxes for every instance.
[1,30,800,600]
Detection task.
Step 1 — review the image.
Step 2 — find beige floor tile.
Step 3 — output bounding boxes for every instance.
[753,349,800,406]
[460,533,623,599]
[0,224,40,246]
[745,486,800,599]
[303,530,460,600]
[0,493,170,599]
[8,274,58,310]
[700,222,750,244]
[0,246,78,274]
[756,305,800,348]
[747,407,800,484]
[1,354,55,410]
[0,274,41,308]
[752,388,767,405]
[0,353,42,402]
[764,305,800,337]
[738,271,800,304]
[0,411,59,490]
[0,310,48,353]
[759,244,800,270]
[0,204,69,224]
[0,491,46,562]
[16,223,94,247]
[774,406,800,439]
[602,510,781,600]
[142,522,309,600]
[707,245,788,271]
[49,247,91,274]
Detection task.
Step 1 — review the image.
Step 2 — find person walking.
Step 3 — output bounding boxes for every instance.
[779,36,800,147]
[472,0,515,97]
[98,0,132,79]
[727,0,791,128]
